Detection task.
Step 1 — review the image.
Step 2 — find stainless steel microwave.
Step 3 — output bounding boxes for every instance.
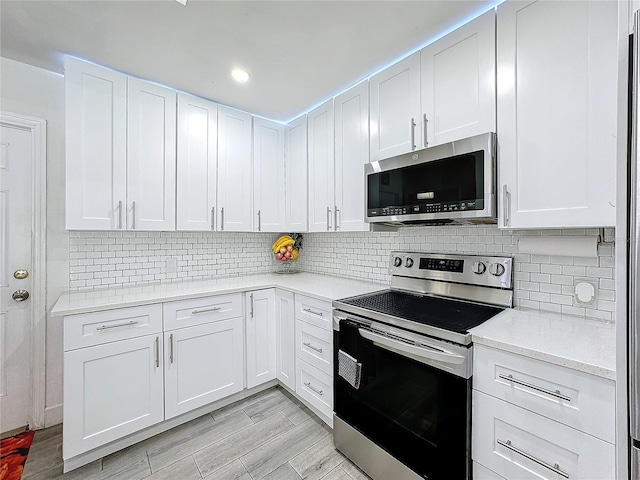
[365,132,496,226]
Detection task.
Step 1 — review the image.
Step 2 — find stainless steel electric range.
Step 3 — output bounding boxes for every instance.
[332,251,513,480]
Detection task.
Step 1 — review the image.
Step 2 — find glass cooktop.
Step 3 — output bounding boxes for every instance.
[338,290,503,334]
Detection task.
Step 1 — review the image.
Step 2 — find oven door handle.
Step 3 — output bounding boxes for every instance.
[358,329,466,365]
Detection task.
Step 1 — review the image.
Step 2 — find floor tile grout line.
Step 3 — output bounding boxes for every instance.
[238,457,256,480]
[192,454,205,479]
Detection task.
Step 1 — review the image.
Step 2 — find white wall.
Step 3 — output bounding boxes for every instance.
[1,57,68,425]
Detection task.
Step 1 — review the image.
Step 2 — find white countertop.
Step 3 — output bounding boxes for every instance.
[470,307,616,380]
[51,273,387,317]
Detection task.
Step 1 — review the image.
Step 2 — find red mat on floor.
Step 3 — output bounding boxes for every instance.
[0,431,35,480]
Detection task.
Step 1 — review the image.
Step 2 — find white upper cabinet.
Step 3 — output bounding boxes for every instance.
[65,57,127,230]
[307,100,335,232]
[253,118,286,232]
[497,0,618,228]
[176,93,218,231]
[217,105,253,232]
[285,115,308,232]
[127,78,177,231]
[369,52,421,161]
[334,80,370,232]
[421,10,496,147]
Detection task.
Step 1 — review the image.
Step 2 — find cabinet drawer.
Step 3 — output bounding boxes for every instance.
[64,304,162,351]
[163,294,242,331]
[473,391,615,480]
[474,345,615,443]
[295,295,332,330]
[296,358,333,420]
[295,319,332,375]
[473,462,506,480]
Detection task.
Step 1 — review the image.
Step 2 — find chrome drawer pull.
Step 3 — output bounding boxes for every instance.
[497,439,569,478]
[155,336,160,368]
[192,307,222,315]
[303,342,323,354]
[498,374,571,402]
[169,334,174,364]
[304,381,323,396]
[302,308,323,317]
[96,320,139,331]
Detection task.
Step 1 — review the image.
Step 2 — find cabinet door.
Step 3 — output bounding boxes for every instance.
[497,0,618,228]
[127,78,177,231]
[164,319,244,419]
[275,289,295,391]
[63,334,164,458]
[334,80,370,232]
[253,118,286,232]
[65,57,127,230]
[176,93,217,231]
[245,289,276,388]
[369,52,421,161]
[421,10,496,146]
[217,106,253,232]
[307,100,335,232]
[285,115,308,232]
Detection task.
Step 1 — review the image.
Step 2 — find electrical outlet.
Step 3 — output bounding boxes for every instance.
[167,257,178,273]
[573,278,597,307]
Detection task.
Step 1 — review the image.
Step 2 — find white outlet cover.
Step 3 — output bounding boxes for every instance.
[573,279,597,307]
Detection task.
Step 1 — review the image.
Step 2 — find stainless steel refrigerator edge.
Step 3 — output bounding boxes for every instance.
[631,10,640,478]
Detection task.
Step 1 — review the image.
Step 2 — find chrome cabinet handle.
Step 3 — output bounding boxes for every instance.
[155,336,159,368]
[498,374,571,401]
[334,206,340,231]
[192,307,221,315]
[250,293,254,318]
[327,207,332,231]
[169,334,174,364]
[211,207,215,230]
[497,439,569,478]
[410,118,416,150]
[118,200,123,229]
[257,210,261,231]
[131,201,136,230]
[303,342,323,354]
[302,308,323,317]
[96,320,139,331]
[304,381,323,396]
[221,207,225,231]
[423,114,428,147]
[502,185,509,227]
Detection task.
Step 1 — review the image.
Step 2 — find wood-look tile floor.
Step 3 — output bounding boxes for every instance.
[21,386,371,480]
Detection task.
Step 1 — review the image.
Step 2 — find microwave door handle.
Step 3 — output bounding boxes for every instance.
[358,329,465,365]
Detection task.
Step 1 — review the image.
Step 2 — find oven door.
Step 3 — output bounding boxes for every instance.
[334,315,471,480]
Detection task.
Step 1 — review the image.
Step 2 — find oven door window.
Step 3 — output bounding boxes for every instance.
[334,321,470,480]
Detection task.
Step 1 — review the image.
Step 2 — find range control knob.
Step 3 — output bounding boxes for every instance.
[405,258,414,268]
[489,263,506,277]
[472,261,486,275]
[393,256,403,267]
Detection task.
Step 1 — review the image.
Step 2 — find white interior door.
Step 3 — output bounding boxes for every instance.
[0,123,33,434]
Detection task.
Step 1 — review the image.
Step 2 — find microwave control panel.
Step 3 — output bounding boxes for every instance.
[368,199,482,217]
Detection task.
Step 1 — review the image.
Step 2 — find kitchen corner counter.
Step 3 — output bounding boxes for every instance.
[51,273,387,317]
[470,307,616,380]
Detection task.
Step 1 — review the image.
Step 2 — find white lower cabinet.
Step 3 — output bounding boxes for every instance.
[63,334,164,459]
[245,289,276,388]
[275,290,296,391]
[472,345,616,480]
[473,391,615,480]
[164,319,244,419]
[295,320,332,374]
[295,358,333,422]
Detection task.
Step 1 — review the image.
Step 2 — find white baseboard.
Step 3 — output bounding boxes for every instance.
[44,403,63,428]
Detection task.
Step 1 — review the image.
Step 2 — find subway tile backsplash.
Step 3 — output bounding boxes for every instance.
[68,226,616,321]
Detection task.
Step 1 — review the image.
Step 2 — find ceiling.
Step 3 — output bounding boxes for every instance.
[0,0,496,122]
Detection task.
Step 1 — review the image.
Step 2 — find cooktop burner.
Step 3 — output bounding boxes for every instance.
[339,290,504,334]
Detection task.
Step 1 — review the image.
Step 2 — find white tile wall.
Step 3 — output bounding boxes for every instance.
[301,226,616,321]
[69,226,616,321]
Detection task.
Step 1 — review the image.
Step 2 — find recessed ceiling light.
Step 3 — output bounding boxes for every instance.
[231,68,250,84]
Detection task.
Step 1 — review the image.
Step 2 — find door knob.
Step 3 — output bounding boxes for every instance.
[13,269,29,280]
[12,290,29,302]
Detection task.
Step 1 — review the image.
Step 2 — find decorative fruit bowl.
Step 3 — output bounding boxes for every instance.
[271,233,302,274]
